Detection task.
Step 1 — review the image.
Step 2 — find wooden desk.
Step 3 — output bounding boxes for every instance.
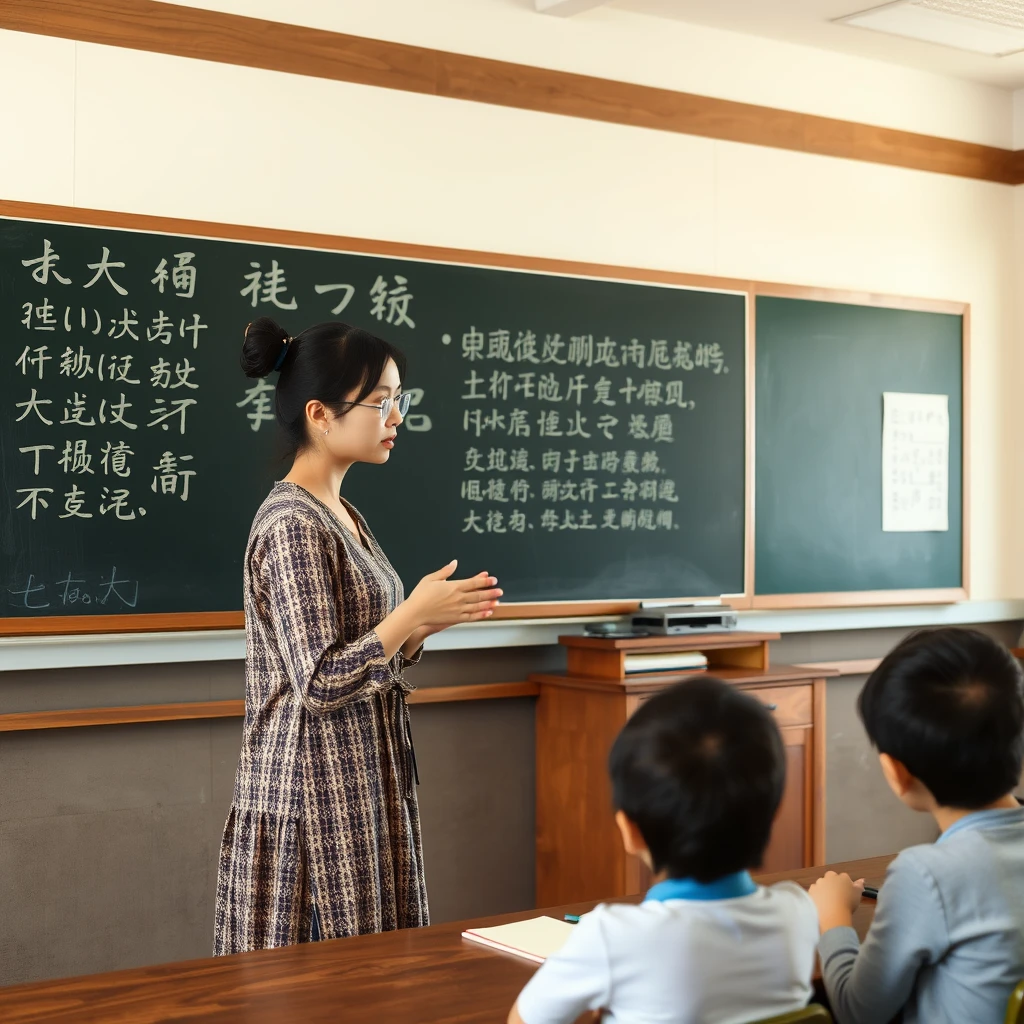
[0,856,893,1024]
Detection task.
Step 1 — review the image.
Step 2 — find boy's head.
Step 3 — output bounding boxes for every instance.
[608,676,785,883]
[858,628,1024,811]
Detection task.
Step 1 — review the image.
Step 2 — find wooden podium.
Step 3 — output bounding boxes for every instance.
[530,632,834,907]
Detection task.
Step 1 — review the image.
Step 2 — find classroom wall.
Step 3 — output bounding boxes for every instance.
[3,0,1024,988]
[0,649,554,985]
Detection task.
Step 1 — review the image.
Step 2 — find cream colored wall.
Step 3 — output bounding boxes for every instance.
[160,0,1013,146]
[0,7,1018,596]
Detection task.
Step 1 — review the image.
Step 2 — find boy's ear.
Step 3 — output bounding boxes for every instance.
[615,810,647,857]
[879,752,915,797]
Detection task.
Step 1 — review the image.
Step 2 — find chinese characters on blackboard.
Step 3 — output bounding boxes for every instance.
[13,246,420,518]
[14,238,204,533]
[456,326,728,535]
[5,222,745,612]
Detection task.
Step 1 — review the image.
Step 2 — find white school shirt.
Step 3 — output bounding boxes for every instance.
[517,874,819,1024]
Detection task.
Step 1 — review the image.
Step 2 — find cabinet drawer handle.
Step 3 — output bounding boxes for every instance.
[763,702,778,711]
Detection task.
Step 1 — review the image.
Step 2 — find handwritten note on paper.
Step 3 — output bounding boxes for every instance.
[882,392,949,533]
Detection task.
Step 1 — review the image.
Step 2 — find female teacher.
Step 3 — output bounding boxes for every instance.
[214,316,502,953]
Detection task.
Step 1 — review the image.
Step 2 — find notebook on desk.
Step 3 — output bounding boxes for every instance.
[461,916,575,964]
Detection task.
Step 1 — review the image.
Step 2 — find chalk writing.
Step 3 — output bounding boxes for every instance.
[241,259,297,310]
[9,565,144,609]
[22,239,72,286]
[369,275,415,328]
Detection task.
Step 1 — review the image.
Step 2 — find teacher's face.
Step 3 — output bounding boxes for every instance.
[324,357,405,466]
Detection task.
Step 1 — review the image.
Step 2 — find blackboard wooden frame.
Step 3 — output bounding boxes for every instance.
[750,283,970,609]
[0,198,756,635]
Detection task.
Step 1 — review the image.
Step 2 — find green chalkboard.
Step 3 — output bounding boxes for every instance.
[0,215,748,621]
[755,296,963,596]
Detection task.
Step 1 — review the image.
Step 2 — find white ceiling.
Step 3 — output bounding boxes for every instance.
[605,0,1024,87]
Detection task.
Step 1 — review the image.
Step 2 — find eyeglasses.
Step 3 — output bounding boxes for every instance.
[339,393,412,422]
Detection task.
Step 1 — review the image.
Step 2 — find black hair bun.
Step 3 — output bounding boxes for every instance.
[240,316,291,378]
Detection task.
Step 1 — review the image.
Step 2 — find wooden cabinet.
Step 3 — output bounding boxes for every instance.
[531,632,831,907]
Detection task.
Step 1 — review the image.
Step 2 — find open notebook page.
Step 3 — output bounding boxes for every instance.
[461,916,575,964]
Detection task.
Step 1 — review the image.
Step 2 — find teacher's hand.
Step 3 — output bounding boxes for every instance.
[406,561,502,629]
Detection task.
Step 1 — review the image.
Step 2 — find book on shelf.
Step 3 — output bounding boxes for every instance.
[623,651,709,675]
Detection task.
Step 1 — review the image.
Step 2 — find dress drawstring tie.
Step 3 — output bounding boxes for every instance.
[386,686,419,801]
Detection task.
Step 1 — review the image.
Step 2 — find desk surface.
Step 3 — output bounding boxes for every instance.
[0,856,893,1024]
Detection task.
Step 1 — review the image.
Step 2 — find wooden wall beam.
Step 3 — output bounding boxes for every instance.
[0,683,542,732]
[1,0,1020,184]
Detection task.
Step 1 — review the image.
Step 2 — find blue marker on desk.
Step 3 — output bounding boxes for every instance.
[564,914,581,924]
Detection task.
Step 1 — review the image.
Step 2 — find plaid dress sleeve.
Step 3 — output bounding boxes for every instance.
[263,512,392,713]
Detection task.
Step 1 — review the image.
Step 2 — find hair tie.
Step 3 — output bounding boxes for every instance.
[273,336,293,372]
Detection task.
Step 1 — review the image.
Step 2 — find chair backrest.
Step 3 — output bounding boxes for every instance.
[754,1007,833,1024]
[1006,980,1024,1024]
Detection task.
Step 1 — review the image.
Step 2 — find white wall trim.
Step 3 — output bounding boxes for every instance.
[1,599,1022,673]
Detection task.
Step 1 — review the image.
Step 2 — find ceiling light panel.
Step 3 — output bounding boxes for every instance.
[838,0,1024,56]
[915,0,1024,30]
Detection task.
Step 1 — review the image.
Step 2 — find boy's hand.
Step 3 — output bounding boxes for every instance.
[808,871,865,933]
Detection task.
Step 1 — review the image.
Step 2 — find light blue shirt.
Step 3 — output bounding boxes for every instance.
[819,806,1024,1024]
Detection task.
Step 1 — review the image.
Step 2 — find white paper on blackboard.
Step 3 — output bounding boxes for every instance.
[882,392,949,533]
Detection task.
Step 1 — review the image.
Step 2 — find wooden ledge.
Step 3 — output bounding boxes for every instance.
[0,682,541,733]
[530,663,836,694]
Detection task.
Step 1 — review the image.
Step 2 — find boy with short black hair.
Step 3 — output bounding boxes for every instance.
[810,627,1024,1024]
[509,676,819,1024]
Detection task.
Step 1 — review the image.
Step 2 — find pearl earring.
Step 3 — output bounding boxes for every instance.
[323,429,330,436]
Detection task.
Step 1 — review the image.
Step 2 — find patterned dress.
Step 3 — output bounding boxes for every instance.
[214,481,428,954]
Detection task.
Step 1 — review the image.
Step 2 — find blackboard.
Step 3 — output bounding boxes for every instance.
[0,212,748,626]
[754,295,964,599]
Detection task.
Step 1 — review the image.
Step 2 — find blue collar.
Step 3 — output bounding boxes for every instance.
[938,805,1024,844]
[646,871,758,902]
